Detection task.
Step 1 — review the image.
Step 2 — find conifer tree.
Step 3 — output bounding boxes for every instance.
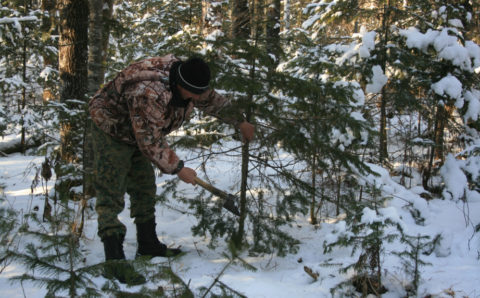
[301,0,480,193]
[323,186,398,296]
[7,208,102,297]
[0,196,18,270]
[0,2,53,152]
[393,233,437,296]
[390,1,480,190]
[109,0,314,255]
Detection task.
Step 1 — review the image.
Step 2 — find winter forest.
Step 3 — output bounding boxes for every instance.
[1,0,480,297]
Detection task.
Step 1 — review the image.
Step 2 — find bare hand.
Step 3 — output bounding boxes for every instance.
[239,121,255,142]
[177,167,197,185]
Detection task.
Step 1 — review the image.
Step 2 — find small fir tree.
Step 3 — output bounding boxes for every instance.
[393,233,437,296]
[7,208,102,297]
[323,185,399,296]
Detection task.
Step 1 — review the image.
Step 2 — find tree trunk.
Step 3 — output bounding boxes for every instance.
[310,154,317,225]
[423,102,452,192]
[434,104,454,162]
[84,0,112,199]
[58,0,89,163]
[20,0,28,154]
[41,0,57,102]
[57,0,89,203]
[378,2,390,165]
[233,54,256,249]
[266,0,281,68]
[231,0,252,247]
[232,0,250,38]
[283,0,290,30]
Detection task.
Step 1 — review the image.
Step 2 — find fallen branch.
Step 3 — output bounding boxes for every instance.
[304,266,319,281]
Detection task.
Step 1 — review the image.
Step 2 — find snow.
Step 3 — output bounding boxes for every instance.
[1,143,479,297]
[431,74,464,107]
[357,28,376,59]
[439,154,467,201]
[366,65,388,94]
[464,90,480,122]
[399,27,480,73]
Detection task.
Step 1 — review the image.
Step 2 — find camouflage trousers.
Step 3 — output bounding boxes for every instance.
[92,124,157,240]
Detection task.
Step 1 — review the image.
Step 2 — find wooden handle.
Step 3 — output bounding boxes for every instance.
[193,177,229,200]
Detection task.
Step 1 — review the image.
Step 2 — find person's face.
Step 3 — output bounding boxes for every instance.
[177,85,208,103]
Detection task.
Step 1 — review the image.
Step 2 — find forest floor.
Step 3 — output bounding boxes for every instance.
[0,152,479,297]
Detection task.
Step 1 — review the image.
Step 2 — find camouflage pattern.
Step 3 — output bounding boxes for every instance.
[89,54,240,174]
[89,54,242,239]
[92,123,157,239]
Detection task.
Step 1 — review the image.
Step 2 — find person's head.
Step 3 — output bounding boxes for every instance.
[176,57,210,101]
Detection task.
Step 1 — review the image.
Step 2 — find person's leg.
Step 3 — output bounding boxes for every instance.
[126,149,181,257]
[92,124,133,240]
[126,148,156,224]
[92,124,145,284]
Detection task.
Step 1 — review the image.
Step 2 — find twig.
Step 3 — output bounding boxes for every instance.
[201,259,234,298]
[217,280,247,298]
[193,241,202,257]
[304,266,319,281]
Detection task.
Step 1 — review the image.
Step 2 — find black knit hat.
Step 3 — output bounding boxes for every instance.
[177,57,211,94]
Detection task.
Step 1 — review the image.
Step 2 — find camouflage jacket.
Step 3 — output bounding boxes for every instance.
[89,54,240,174]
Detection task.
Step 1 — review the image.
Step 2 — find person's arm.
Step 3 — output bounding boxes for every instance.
[125,81,197,184]
[194,90,255,141]
[194,90,241,125]
[127,82,181,174]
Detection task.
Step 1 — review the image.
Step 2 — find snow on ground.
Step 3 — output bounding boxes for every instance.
[1,153,480,297]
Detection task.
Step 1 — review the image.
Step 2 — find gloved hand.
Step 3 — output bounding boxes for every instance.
[177,167,197,185]
[239,121,255,142]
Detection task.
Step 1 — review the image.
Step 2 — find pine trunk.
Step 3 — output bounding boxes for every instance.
[378,2,390,165]
[84,0,112,199]
[310,155,317,225]
[57,0,89,202]
[232,0,250,38]
[266,0,281,67]
[58,0,88,163]
[41,0,57,102]
[231,0,251,247]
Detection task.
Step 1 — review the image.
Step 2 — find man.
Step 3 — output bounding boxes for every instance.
[89,54,254,284]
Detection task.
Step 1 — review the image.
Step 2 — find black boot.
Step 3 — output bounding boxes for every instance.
[136,218,182,258]
[102,234,146,285]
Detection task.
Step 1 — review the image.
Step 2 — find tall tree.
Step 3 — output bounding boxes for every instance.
[266,0,281,67]
[57,0,89,200]
[84,0,113,199]
[230,0,253,249]
[232,0,250,38]
[40,0,57,102]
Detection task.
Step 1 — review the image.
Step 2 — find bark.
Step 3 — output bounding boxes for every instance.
[283,0,290,30]
[434,104,454,162]
[310,155,317,225]
[84,0,113,199]
[231,0,251,248]
[378,1,391,165]
[21,3,27,154]
[57,0,89,203]
[423,103,453,192]
[41,0,57,102]
[266,0,281,66]
[232,0,250,38]
[58,0,89,163]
